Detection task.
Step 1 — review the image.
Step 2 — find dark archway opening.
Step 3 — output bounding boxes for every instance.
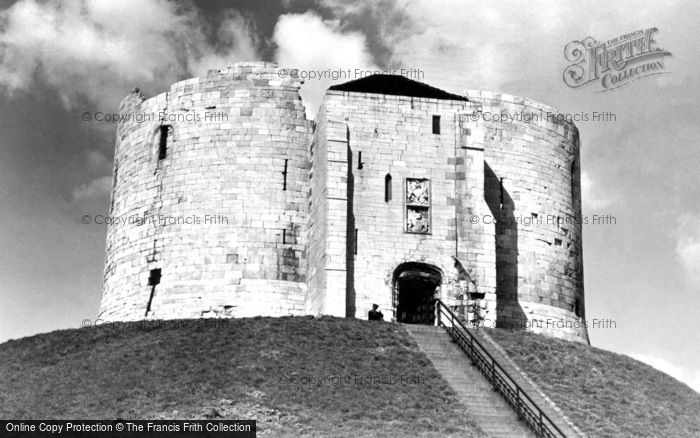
[393,263,442,325]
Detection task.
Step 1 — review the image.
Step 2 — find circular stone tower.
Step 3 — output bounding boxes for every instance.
[465,90,587,342]
[99,62,310,320]
[99,67,588,343]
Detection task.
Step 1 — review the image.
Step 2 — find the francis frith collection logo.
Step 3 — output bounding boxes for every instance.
[563,27,672,91]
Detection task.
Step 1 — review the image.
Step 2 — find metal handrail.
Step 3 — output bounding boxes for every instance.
[434,299,567,438]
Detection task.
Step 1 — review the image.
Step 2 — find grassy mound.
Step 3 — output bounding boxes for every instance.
[0,317,483,437]
[4,316,696,437]
[485,328,700,437]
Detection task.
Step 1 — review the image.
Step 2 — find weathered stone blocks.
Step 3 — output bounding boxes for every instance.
[101,63,587,343]
[100,62,309,321]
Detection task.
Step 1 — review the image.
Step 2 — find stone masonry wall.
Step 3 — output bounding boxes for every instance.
[313,91,498,322]
[311,89,587,343]
[100,62,310,320]
[100,64,587,343]
[465,90,587,343]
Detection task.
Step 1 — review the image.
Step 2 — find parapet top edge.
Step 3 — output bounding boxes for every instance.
[464,89,580,131]
[324,89,471,105]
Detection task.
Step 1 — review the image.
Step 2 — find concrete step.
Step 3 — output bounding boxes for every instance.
[404,324,536,438]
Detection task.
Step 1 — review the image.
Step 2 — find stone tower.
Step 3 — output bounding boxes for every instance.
[101,62,310,320]
[100,62,588,343]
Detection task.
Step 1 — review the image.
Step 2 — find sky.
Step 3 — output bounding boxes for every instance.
[0,0,698,392]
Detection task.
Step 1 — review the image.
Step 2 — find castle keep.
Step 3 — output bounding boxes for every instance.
[100,62,588,343]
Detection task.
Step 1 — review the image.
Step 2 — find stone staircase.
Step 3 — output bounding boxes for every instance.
[471,329,584,437]
[405,324,536,438]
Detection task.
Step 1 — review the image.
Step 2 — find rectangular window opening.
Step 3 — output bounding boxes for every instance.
[385,174,392,202]
[432,115,441,134]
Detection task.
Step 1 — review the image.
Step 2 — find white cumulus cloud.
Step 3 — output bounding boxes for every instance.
[273,11,376,117]
[187,11,260,77]
[0,0,261,206]
[0,0,260,109]
[581,171,612,211]
[676,214,700,282]
[73,176,112,202]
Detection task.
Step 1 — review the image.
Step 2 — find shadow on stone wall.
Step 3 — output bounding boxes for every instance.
[346,135,356,317]
[484,162,527,329]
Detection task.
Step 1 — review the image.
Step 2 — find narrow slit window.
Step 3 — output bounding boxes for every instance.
[357,151,363,169]
[158,125,170,160]
[385,174,392,202]
[282,159,288,191]
[432,115,441,134]
[354,228,358,255]
[110,160,118,214]
[499,178,505,209]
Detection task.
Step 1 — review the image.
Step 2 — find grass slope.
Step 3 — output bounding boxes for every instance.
[0,317,483,437]
[485,328,700,437]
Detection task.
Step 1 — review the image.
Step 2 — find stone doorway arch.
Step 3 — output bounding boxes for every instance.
[392,262,442,325]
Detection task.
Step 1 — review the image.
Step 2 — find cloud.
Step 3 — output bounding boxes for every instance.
[327,0,574,94]
[0,0,260,109]
[314,0,695,98]
[0,0,261,209]
[73,176,111,202]
[187,11,260,77]
[273,11,376,117]
[676,214,700,282]
[631,353,700,393]
[311,0,415,58]
[85,150,112,174]
[581,171,612,210]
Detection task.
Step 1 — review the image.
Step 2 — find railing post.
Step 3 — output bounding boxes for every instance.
[469,335,474,361]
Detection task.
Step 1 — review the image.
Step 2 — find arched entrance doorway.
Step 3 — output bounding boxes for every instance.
[393,263,442,325]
